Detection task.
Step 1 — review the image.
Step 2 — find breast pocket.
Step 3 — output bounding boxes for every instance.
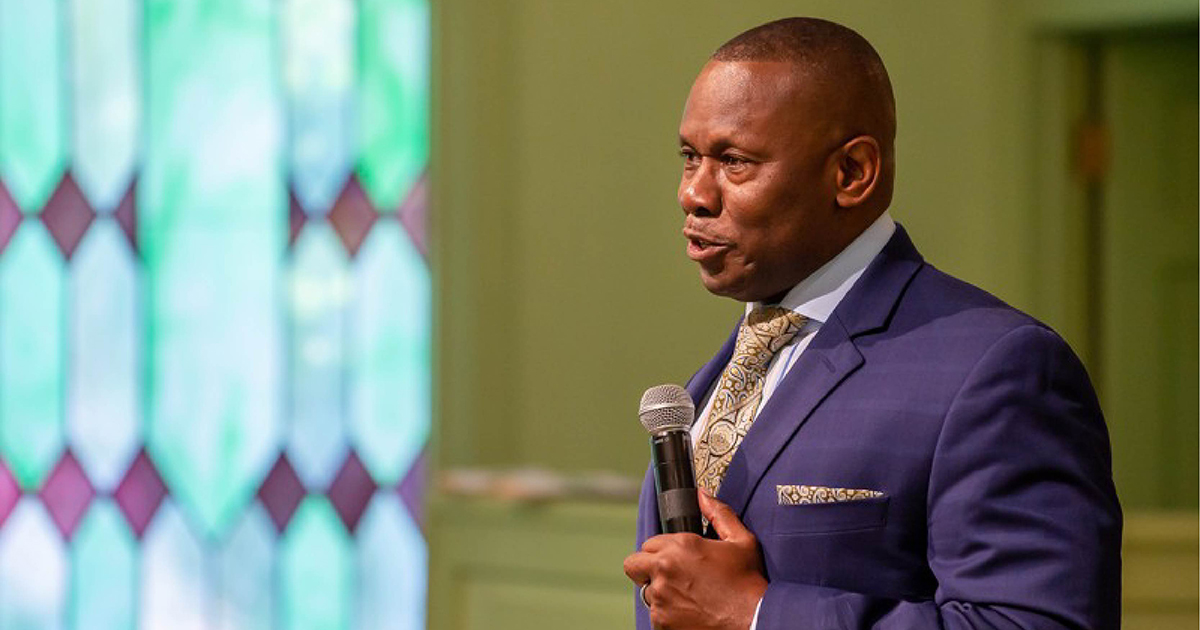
[770,495,889,535]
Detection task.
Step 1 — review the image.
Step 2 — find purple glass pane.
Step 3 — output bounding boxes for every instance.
[327,177,377,258]
[0,180,20,254]
[113,180,136,252]
[396,170,427,261]
[114,449,167,539]
[40,173,96,260]
[37,449,95,540]
[396,448,426,534]
[327,450,376,534]
[257,452,305,533]
[288,187,306,249]
[0,460,17,528]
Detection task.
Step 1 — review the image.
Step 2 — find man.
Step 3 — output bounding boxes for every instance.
[623,17,1121,630]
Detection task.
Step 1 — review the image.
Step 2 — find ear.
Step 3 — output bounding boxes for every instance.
[834,136,882,208]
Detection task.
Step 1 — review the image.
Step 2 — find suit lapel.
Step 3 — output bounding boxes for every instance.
[715,225,925,518]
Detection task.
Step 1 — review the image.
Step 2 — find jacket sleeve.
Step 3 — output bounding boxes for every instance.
[756,325,1123,630]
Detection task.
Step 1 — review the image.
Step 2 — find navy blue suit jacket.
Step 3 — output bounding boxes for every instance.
[635,226,1122,629]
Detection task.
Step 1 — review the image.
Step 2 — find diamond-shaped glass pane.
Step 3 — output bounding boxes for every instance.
[218,505,275,630]
[70,0,140,213]
[0,499,68,628]
[39,450,95,540]
[281,497,351,630]
[349,221,429,484]
[357,494,426,630]
[284,0,355,215]
[144,0,283,539]
[289,224,349,487]
[258,453,306,533]
[0,461,17,528]
[357,0,429,210]
[41,174,96,261]
[68,220,141,491]
[141,501,212,630]
[0,222,65,489]
[71,500,136,630]
[114,449,168,539]
[0,0,66,213]
[0,182,19,254]
[327,450,375,534]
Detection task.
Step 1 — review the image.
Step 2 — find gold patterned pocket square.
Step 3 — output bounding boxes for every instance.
[777,484,885,505]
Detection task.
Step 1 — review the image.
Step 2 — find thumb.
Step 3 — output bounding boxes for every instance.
[698,490,751,542]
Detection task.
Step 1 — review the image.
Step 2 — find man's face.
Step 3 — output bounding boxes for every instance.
[678,60,845,303]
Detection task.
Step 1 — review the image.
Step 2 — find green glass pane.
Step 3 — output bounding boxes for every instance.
[288,224,349,487]
[0,499,68,630]
[281,497,351,630]
[357,0,429,209]
[144,0,283,538]
[0,223,65,489]
[349,222,430,484]
[284,0,356,214]
[357,495,426,630]
[0,0,66,213]
[70,0,140,212]
[217,505,275,629]
[146,229,281,538]
[141,501,211,629]
[71,500,136,630]
[68,221,141,491]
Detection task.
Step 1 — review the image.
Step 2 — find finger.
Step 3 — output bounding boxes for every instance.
[638,530,696,549]
[623,551,653,584]
[699,490,752,542]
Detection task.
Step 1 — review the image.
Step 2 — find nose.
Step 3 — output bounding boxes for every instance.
[678,158,719,217]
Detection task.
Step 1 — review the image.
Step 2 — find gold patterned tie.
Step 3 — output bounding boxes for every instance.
[694,306,806,496]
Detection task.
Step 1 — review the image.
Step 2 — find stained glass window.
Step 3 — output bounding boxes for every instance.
[0,0,430,627]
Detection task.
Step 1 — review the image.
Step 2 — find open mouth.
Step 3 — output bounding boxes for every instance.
[686,236,729,261]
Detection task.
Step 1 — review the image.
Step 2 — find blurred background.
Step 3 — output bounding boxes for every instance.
[0,0,1194,629]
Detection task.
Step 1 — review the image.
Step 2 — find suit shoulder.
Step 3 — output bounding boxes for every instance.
[905,264,1052,336]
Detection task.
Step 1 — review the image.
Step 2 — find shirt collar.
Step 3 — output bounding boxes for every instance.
[746,211,896,324]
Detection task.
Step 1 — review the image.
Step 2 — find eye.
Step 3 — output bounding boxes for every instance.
[720,154,748,168]
[679,148,700,168]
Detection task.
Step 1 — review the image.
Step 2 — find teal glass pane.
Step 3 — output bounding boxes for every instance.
[288,224,349,487]
[145,229,282,538]
[70,0,140,213]
[0,223,65,489]
[71,500,135,630]
[281,497,351,630]
[349,221,429,484]
[144,0,283,539]
[284,0,356,215]
[141,501,212,630]
[357,0,429,210]
[357,494,426,630]
[217,505,274,630]
[0,499,68,630]
[67,220,141,491]
[0,0,66,213]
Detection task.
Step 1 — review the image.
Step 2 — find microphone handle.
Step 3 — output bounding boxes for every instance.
[650,430,704,535]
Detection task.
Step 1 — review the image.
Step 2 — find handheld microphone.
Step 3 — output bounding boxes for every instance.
[639,384,703,535]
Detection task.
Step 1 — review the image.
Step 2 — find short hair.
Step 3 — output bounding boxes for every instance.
[713,17,896,147]
[713,17,897,204]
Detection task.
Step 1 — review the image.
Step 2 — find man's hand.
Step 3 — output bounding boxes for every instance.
[623,491,768,630]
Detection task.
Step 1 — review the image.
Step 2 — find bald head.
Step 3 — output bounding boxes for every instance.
[712,18,896,208]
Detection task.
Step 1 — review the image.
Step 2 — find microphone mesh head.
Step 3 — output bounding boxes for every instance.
[638,384,695,434]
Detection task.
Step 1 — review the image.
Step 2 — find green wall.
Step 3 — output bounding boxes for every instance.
[428,2,1198,628]
[432,0,1194,478]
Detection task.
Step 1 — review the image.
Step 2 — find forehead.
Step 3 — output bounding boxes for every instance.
[679,61,814,144]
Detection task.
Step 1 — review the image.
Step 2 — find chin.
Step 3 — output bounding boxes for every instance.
[699,273,752,302]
